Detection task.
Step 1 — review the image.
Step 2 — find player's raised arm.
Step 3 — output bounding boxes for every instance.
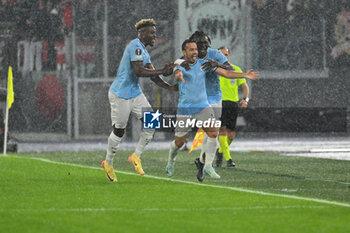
[201,59,234,72]
[132,61,175,77]
[215,66,259,80]
[146,63,178,91]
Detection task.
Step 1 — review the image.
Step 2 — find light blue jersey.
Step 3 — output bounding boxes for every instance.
[204,48,228,104]
[176,59,210,115]
[109,38,151,99]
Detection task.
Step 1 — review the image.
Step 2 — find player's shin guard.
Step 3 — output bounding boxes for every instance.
[200,134,208,163]
[219,135,231,161]
[134,129,155,157]
[204,136,217,167]
[106,131,123,166]
[168,140,180,163]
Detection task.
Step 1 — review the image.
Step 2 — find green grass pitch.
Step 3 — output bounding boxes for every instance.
[0,150,349,233]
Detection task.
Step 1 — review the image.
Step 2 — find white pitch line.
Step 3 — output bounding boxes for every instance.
[304,177,350,185]
[310,148,350,153]
[0,205,328,213]
[9,156,350,208]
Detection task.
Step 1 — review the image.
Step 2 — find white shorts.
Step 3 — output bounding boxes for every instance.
[175,107,216,137]
[210,100,222,119]
[109,91,152,128]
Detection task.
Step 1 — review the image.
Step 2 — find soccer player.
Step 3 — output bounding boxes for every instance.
[102,19,176,182]
[216,46,249,167]
[188,31,255,180]
[166,39,258,182]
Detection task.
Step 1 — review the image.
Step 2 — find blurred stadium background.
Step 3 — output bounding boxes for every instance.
[1,2,350,232]
[0,0,350,146]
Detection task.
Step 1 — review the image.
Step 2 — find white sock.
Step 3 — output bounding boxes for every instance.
[200,134,208,163]
[168,140,180,163]
[106,131,123,166]
[134,129,155,157]
[204,136,217,168]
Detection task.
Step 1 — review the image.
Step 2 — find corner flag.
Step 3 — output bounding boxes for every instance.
[189,128,205,153]
[3,66,14,155]
[7,66,14,109]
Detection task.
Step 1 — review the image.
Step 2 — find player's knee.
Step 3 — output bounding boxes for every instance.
[174,137,185,148]
[227,130,235,140]
[219,126,227,136]
[207,130,218,139]
[113,127,125,137]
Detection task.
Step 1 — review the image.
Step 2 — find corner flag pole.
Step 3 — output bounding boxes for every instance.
[3,66,14,155]
[3,94,9,155]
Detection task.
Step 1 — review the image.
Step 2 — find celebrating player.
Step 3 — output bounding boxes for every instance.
[188,31,258,181]
[166,39,258,181]
[102,19,176,182]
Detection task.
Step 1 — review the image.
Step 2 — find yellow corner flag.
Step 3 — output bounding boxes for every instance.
[189,128,205,153]
[7,66,14,109]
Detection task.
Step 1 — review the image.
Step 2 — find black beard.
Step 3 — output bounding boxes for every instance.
[198,50,207,58]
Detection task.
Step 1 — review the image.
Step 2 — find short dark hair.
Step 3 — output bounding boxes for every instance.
[135,19,156,31]
[218,46,227,51]
[182,39,197,51]
[189,30,211,44]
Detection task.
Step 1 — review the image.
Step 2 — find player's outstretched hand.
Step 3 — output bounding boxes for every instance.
[180,61,191,71]
[163,62,177,76]
[245,69,259,80]
[202,59,219,72]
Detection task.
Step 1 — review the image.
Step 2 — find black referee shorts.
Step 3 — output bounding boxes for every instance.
[220,100,240,131]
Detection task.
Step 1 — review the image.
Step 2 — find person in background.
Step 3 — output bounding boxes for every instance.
[216,46,250,167]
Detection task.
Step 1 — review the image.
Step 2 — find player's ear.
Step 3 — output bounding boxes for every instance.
[182,50,186,57]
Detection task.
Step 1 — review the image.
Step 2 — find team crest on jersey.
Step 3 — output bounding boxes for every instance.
[135,48,142,59]
[135,48,142,55]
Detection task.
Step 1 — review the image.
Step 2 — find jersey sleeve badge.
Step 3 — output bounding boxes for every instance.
[134,48,142,59]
